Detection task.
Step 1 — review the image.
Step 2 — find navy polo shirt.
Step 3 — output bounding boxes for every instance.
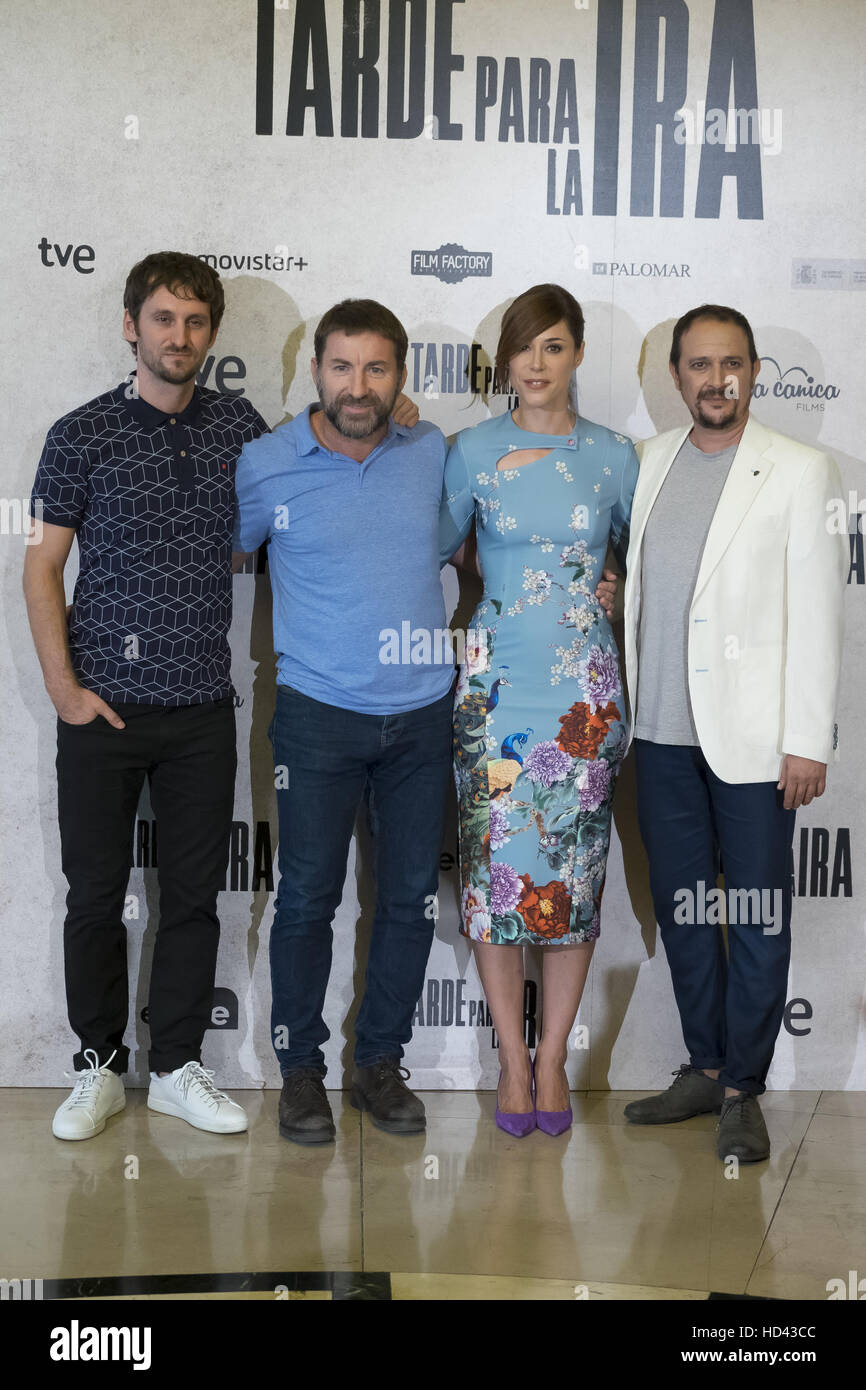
[30,379,268,705]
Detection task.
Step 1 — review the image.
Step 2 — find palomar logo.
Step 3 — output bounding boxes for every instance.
[592,260,690,278]
[411,243,493,284]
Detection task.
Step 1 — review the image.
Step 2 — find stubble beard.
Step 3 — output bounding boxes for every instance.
[137,341,202,387]
[316,375,397,440]
[695,390,740,431]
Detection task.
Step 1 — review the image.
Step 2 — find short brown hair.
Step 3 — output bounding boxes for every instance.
[314,299,408,370]
[496,284,585,386]
[123,252,225,338]
[670,304,758,368]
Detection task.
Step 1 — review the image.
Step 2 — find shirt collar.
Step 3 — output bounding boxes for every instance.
[296,403,410,457]
[117,375,204,430]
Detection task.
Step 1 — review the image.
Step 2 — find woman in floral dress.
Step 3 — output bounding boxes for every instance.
[439,284,638,1133]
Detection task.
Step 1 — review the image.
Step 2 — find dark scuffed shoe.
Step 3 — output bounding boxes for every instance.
[716,1093,770,1163]
[350,1059,426,1134]
[278,1069,335,1145]
[624,1064,724,1124]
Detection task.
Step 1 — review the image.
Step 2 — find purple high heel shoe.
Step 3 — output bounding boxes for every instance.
[534,1057,573,1136]
[495,1063,536,1137]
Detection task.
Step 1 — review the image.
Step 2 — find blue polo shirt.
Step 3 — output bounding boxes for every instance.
[31,379,268,704]
[233,405,454,713]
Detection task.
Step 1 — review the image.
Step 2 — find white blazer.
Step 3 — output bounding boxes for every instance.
[623,414,848,784]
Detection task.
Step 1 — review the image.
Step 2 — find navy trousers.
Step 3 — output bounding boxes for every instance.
[269,681,453,1076]
[634,739,796,1095]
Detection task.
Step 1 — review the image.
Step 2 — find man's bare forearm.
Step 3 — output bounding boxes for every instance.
[22,564,80,705]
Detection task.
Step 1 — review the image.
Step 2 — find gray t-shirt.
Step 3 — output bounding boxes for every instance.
[635,435,738,746]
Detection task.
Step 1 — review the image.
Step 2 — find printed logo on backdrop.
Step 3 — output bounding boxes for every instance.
[592,261,691,279]
[198,250,308,273]
[37,238,95,273]
[791,828,852,898]
[134,818,275,891]
[195,353,249,397]
[411,244,492,284]
[255,0,769,220]
[409,340,512,399]
[414,982,816,1041]
[415,978,538,1048]
[792,259,866,291]
[141,989,238,1031]
[753,357,841,410]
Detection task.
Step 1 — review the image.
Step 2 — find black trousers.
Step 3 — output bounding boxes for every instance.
[56,697,236,1074]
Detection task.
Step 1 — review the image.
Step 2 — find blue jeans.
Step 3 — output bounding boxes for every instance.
[634,740,796,1096]
[269,681,453,1075]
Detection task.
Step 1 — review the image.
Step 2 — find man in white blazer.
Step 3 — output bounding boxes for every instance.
[621,305,847,1162]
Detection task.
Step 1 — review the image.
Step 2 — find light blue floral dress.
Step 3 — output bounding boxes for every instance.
[439,411,638,946]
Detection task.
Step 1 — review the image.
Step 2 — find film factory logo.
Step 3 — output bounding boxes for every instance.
[411,243,493,284]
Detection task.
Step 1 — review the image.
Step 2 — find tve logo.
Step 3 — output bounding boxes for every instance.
[141,988,238,1030]
[196,353,247,396]
[37,238,95,273]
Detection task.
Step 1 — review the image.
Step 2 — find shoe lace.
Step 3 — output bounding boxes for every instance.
[715,1093,752,1131]
[175,1062,229,1109]
[63,1048,118,1109]
[372,1061,411,1087]
[721,1093,750,1113]
[670,1064,696,1085]
[285,1070,325,1097]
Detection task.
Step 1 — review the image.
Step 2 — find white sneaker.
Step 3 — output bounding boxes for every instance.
[52,1049,125,1141]
[147,1062,248,1134]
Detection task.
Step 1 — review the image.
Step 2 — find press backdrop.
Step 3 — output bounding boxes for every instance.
[2,0,863,1088]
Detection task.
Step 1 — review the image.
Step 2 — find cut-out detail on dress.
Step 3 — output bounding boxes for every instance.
[495,448,553,471]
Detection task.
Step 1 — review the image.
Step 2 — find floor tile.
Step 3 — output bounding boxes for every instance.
[360,1096,807,1294]
[747,1175,866,1300]
[391,1273,709,1300]
[815,1091,866,1118]
[0,1089,362,1279]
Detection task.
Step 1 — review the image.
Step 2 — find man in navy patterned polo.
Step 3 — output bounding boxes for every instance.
[23,252,268,1140]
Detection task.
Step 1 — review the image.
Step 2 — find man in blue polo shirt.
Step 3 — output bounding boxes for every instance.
[24,252,268,1140]
[234,299,454,1144]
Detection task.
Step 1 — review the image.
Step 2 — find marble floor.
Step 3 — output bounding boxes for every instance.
[2,1087,864,1301]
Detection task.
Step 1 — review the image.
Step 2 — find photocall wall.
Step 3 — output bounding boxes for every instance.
[2,0,864,1089]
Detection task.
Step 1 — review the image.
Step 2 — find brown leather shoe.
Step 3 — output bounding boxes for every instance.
[350,1060,425,1134]
[278,1069,335,1145]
